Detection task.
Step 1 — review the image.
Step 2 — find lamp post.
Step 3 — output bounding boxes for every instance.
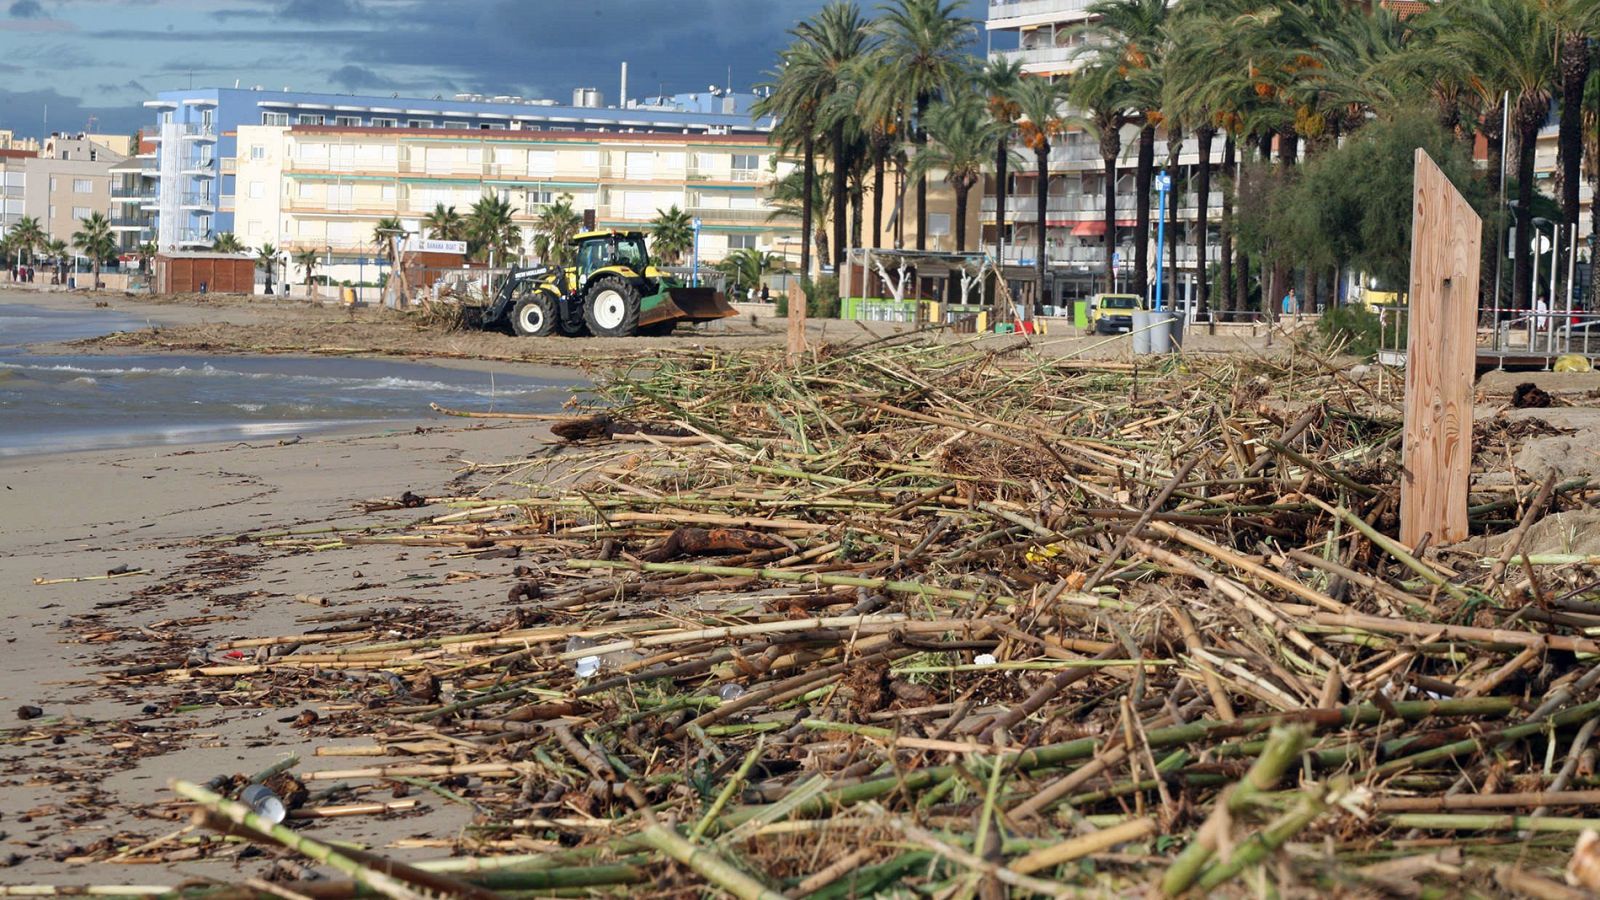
[691,217,703,287]
[1154,172,1170,312]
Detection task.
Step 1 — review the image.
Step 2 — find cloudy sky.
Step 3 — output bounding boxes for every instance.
[0,0,992,139]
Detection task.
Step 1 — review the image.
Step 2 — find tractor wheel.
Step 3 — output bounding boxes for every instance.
[510,292,559,337]
[582,276,641,337]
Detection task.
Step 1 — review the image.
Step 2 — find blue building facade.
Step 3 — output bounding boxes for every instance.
[142,88,771,250]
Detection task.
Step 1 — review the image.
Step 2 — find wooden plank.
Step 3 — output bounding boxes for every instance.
[786,282,807,365]
[1401,149,1482,548]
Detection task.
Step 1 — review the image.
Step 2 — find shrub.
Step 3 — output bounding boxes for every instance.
[804,275,840,319]
[1316,303,1406,359]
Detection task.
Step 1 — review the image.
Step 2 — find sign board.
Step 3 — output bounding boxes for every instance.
[1112,251,1121,266]
[402,237,468,255]
[1155,174,1171,192]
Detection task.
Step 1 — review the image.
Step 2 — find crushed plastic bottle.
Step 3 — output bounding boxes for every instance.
[973,653,998,667]
[717,683,746,702]
[239,783,286,825]
[567,636,602,678]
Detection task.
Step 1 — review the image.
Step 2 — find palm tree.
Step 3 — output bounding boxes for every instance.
[650,205,694,264]
[801,2,874,271]
[872,0,978,252]
[1076,0,1172,300]
[1441,0,1558,310]
[1013,76,1075,306]
[71,213,115,289]
[422,203,465,242]
[716,247,786,294]
[768,163,834,270]
[532,195,582,265]
[9,215,43,265]
[910,90,1005,252]
[1071,61,1135,293]
[44,238,68,284]
[137,241,157,275]
[757,32,824,280]
[257,242,280,294]
[1543,0,1599,242]
[466,193,521,264]
[294,247,320,292]
[979,57,1025,265]
[1583,65,1599,305]
[211,232,245,254]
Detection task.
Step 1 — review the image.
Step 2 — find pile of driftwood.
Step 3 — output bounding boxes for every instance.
[53,336,1600,897]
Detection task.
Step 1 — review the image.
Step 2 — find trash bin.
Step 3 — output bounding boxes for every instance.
[1131,310,1153,354]
[342,287,356,306]
[1148,310,1173,353]
[1167,312,1185,351]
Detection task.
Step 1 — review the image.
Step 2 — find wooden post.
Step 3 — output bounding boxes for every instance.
[1401,149,1481,548]
[786,281,807,365]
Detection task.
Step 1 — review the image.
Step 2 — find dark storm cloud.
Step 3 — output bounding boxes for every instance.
[8,0,44,17]
[0,86,146,135]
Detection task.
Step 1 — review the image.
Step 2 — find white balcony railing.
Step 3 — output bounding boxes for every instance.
[988,0,1096,24]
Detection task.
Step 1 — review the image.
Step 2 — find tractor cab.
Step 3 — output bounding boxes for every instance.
[574,231,649,279]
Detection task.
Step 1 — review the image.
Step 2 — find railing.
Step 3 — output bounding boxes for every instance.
[107,216,151,228]
[180,193,216,208]
[178,123,217,140]
[110,187,152,200]
[175,229,213,244]
[686,206,770,224]
[988,0,1095,22]
[1493,311,1600,357]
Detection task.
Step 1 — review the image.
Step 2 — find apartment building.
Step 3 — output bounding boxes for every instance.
[108,137,159,250]
[987,0,1227,308]
[0,130,41,153]
[232,124,798,284]
[17,136,128,249]
[139,87,774,252]
[0,149,35,239]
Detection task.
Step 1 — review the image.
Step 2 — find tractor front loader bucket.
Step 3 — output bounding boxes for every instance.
[639,287,739,329]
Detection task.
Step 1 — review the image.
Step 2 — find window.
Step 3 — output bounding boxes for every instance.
[444,120,470,130]
[72,206,91,219]
[247,220,264,237]
[334,116,361,127]
[297,114,325,126]
[262,112,290,126]
[371,117,397,129]
[526,188,553,206]
[298,182,315,200]
[381,185,396,201]
[407,119,431,129]
[728,234,756,251]
[731,154,761,171]
[485,123,507,130]
[249,181,265,199]
[48,205,56,219]
[198,214,211,234]
[527,150,556,178]
[49,177,57,191]
[72,178,93,194]
[250,145,266,160]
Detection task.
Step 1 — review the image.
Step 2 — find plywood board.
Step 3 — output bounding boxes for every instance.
[1401,149,1481,548]
[786,282,807,365]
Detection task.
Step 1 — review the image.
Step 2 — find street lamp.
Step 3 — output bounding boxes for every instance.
[691,217,703,287]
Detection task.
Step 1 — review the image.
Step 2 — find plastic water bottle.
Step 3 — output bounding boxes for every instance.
[567,636,602,678]
[718,684,746,702]
[239,784,286,825]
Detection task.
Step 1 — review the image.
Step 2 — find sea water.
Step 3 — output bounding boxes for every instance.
[0,300,585,456]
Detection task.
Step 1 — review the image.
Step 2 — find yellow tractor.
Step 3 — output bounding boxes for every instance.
[482,230,735,337]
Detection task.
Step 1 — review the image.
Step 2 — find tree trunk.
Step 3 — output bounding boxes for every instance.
[1036,144,1050,312]
[1220,135,1235,322]
[1134,123,1155,300]
[851,182,863,253]
[1559,32,1589,230]
[1102,150,1117,293]
[915,93,930,251]
[1165,128,1181,312]
[1484,98,1505,197]
[1482,98,1506,311]
[1195,126,1214,321]
[1591,178,1600,305]
[831,121,848,271]
[801,136,815,282]
[872,150,885,250]
[953,181,968,252]
[995,135,1009,265]
[1514,124,1536,310]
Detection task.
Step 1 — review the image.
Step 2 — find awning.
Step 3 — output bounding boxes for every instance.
[1071,221,1105,237]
